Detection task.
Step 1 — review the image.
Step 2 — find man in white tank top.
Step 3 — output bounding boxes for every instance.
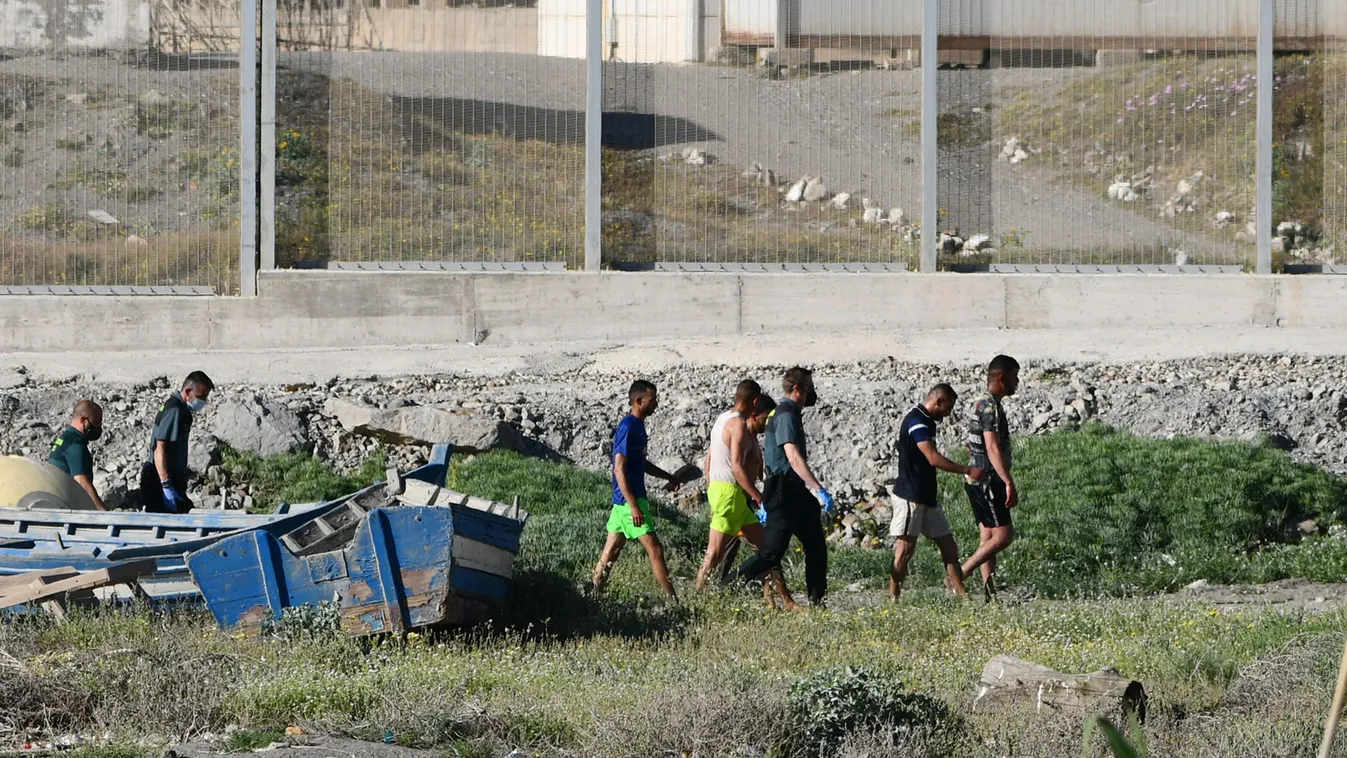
[696,380,766,589]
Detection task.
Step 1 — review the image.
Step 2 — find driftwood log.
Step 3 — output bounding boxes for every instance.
[974,655,1147,722]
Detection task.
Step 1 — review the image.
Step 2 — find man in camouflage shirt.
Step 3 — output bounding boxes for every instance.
[961,354,1020,600]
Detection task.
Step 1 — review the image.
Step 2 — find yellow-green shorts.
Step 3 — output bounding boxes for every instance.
[708,481,756,536]
[606,498,654,539]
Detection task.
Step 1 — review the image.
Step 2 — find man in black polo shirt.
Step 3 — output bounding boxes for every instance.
[49,400,108,511]
[736,366,835,607]
[139,371,214,514]
[888,384,986,601]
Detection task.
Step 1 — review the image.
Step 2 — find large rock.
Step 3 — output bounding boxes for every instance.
[210,396,308,457]
[189,433,222,473]
[325,400,524,453]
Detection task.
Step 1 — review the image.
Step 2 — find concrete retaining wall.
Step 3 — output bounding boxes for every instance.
[3,272,1347,354]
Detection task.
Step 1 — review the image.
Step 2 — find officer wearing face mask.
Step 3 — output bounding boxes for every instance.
[49,400,108,511]
[139,371,214,514]
[735,366,835,607]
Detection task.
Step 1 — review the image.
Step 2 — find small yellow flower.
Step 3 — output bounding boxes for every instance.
[279,141,288,149]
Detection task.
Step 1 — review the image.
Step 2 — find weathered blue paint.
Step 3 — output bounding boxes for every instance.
[368,509,408,633]
[449,506,523,552]
[449,565,510,602]
[189,500,525,635]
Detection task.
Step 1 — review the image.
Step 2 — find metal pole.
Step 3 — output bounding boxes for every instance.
[584,0,603,271]
[260,0,277,273]
[684,0,701,63]
[775,0,788,49]
[920,0,938,273]
[239,0,259,296]
[1255,0,1274,274]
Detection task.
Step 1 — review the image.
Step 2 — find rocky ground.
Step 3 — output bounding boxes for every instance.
[1,353,1343,522]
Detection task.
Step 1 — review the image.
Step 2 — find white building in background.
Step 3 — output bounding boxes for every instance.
[538,0,716,62]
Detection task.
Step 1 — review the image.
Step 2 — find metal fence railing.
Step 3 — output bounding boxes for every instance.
[4,0,1347,291]
[0,0,241,294]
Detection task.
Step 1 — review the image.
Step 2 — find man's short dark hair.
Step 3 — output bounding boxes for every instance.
[928,383,957,402]
[734,379,761,405]
[184,371,215,392]
[629,379,657,403]
[73,399,101,418]
[783,366,813,395]
[753,394,776,416]
[988,355,1020,377]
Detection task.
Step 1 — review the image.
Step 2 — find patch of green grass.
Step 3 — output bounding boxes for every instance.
[54,136,86,151]
[223,728,287,752]
[13,203,74,233]
[1,146,21,168]
[221,445,388,512]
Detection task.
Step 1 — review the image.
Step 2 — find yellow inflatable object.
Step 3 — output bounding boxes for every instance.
[0,455,98,511]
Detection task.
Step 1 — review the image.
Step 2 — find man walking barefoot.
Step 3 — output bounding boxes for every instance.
[961,355,1021,601]
[888,384,985,601]
[592,380,682,599]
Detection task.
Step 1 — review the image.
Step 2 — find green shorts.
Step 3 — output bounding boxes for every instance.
[708,481,756,536]
[606,498,654,539]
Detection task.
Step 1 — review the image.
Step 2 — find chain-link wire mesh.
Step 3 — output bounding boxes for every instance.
[271,0,583,269]
[602,0,920,268]
[0,0,241,293]
[942,0,1259,270]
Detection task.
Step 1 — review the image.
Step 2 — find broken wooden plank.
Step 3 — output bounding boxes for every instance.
[973,655,1146,721]
[0,567,79,593]
[0,559,158,611]
[398,479,441,506]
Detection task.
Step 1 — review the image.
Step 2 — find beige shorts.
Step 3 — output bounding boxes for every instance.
[889,494,952,540]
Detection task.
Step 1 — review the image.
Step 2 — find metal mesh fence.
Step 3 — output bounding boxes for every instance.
[7,0,1345,283]
[1314,2,1347,266]
[602,0,921,268]
[1326,35,1347,264]
[959,0,1260,270]
[272,0,585,269]
[0,0,241,293]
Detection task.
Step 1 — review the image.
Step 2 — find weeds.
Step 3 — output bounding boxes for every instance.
[220,445,388,512]
[222,729,287,752]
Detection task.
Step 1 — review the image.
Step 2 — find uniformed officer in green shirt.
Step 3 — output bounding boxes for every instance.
[49,400,108,511]
[139,371,214,514]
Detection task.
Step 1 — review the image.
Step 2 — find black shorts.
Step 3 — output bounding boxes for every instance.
[965,476,1011,529]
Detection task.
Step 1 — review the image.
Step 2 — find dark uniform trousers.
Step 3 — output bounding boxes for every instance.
[139,463,194,514]
[735,468,829,603]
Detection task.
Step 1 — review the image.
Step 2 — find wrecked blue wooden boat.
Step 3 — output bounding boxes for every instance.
[0,445,455,602]
[186,477,529,635]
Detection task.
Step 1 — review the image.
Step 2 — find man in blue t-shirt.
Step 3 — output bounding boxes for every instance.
[888,384,986,601]
[591,380,682,598]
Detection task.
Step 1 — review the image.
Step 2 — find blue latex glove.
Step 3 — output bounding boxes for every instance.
[814,488,836,513]
[161,483,185,514]
[756,505,768,525]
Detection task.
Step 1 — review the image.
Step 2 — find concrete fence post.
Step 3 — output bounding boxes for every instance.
[1255,0,1274,275]
[584,0,603,272]
[239,0,259,296]
[920,0,938,273]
